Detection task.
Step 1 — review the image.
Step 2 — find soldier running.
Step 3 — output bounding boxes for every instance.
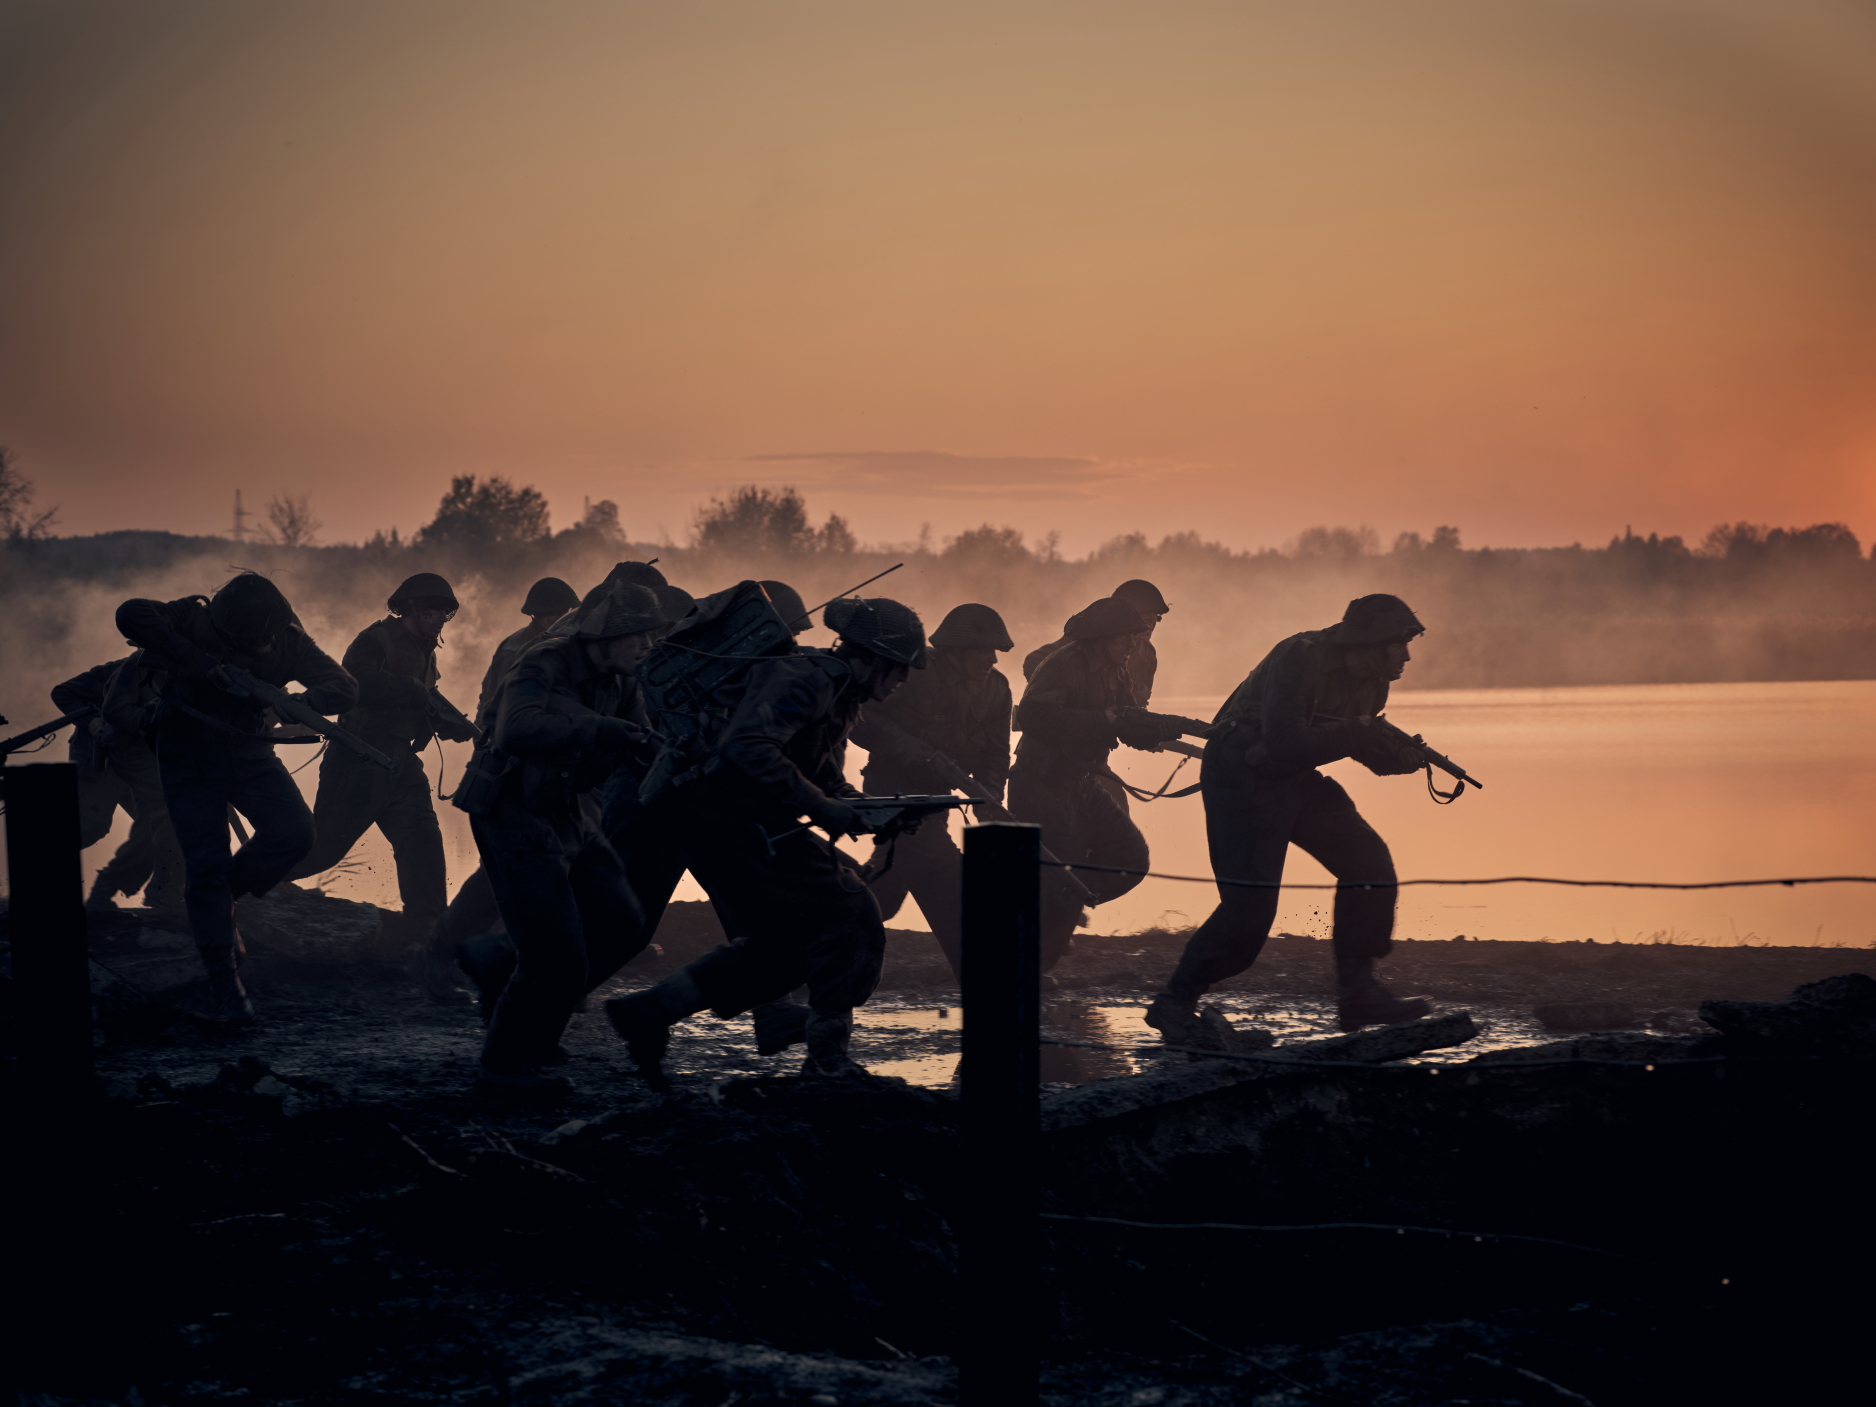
[474,576,582,722]
[1145,593,1434,1038]
[284,573,478,944]
[604,596,925,1085]
[116,574,358,1025]
[1023,578,1170,705]
[1008,597,1194,976]
[53,651,184,916]
[452,579,667,1100]
[849,602,1014,983]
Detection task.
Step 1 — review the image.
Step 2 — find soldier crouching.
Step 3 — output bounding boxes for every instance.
[453,581,666,1101]
[604,596,926,1086]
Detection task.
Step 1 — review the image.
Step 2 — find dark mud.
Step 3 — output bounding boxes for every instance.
[6,895,1872,1403]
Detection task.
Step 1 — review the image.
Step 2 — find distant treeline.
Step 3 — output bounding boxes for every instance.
[3,479,1872,707]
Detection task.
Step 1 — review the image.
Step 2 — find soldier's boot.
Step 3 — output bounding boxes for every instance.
[604,973,705,1091]
[405,921,473,1005]
[752,998,811,1056]
[473,1063,572,1104]
[1334,956,1430,1032]
[85,872,120,913]
[1144,979,1207,1045]
[802,1007,867,1077]
[197,945,256,1029]
[456,931,519,1023]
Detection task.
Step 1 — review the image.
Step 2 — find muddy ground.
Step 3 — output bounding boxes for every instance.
[7,891,1873,1404]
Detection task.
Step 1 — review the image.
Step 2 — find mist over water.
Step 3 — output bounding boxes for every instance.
[2,523,1871,948]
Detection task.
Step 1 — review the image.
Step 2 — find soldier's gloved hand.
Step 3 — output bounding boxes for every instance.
[807,797,872,836]
[1115,709,1187,750]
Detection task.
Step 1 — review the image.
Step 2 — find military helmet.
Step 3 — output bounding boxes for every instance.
[930,603,1014,651]
[520,577,580,615]
[1327,593,1425,645]
[1063,597,1149,641]
[759,580,811,635]
[1112,579,1170,617]
[653,584,696,627]
[825,597,928,668]
[388,571,459,613]
[209,573,294,644]
[554,581,667,640]
[603,560,667,590]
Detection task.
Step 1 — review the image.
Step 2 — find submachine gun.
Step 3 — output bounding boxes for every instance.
[1316,712,1484,803]
[218,666,399,774]
[0,706,97,759]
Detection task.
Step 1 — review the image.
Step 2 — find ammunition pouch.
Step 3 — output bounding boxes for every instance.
[451,747,517,817]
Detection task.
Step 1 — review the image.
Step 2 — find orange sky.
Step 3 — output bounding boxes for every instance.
[2,0,1873,553]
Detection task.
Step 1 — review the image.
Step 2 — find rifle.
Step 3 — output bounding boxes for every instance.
[1146,738,1205,760]
[0,706,97,758]
[844,793,974,843]
[218,666,398,774]
[426,686,482,745]
[920,750,1098,903]
[1317,712,1483,800]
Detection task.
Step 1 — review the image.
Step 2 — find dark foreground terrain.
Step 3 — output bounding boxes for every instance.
[5,891,1873,1405]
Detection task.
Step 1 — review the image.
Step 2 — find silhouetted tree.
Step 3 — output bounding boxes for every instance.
[260,493,321,548]
[418,476,550,550]
[942,524,1030,567]
[559,498,626,546]
[693,486,849,555]
[1289,525,1378,559]
[0,446,58,539]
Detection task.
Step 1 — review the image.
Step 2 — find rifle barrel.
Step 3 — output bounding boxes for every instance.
[0,707,97,757]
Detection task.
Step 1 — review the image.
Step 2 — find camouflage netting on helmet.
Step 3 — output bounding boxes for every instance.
[1063,597,1149,641]
[209,573,294,643]
[1328,593,1426,645]
[603,560,668,590]
[929,603,1014,651]
[520,576,581,615]
[552,581,668,640]
[825,597,928,667]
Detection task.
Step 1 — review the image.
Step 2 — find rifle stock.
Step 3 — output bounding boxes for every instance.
[220,666,398,773]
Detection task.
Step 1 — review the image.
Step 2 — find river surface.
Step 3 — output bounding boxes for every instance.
[82,678,1869,950]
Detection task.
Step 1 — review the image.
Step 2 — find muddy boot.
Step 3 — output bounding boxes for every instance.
[406,923,472,1005]
[604,973,704,1091]
[85,873,119,914]
[802,1007,866,1077]
[473,1062,572,1104]
[457,931,518,1023]
[197,946,256,1029]
[1144,987,1205,1045]
[752,998,811,1056]
[1334,956,1430,1032]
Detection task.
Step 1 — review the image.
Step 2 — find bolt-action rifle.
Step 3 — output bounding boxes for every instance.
[919,749,1098,903]
[425,686,482,745]
[842,793,974,843]
[219,666,398,774]
[1121,708,1213,740]
[0,706,97,758]
[1316,712,1483,801]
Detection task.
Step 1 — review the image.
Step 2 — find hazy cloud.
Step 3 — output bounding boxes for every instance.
[746,451,1117,499]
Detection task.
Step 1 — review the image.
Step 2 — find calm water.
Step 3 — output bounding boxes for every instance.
[105,678,1871,950]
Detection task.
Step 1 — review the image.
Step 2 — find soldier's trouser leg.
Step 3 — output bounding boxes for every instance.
[372,755,449,926]
[1166,771,1395,1001]
[284,751,385,884]
[78,769,130,851]
[110,742,184,908]
[1010,769,1149,972]
[680,814,886,1020]
[891,820,965,980]
[436,866,502,947]
[474,804,644,1070]
[162,747,315,959]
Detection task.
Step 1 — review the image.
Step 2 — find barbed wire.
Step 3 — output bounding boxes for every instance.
[1038,859,1876,891]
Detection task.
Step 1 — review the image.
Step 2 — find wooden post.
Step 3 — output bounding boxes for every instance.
[4,762,93,1104]
[959,821,1041,1402]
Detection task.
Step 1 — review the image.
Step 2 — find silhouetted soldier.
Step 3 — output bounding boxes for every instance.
[1009,597,1191,976]
[849,602,1014,982]
[116,573,358,1024]
[605,596,925,1084]
[475,576,581,722]
[284,573,478,942]
[52,652,183,915]
[453,579,667,1100]
[1146,594,1434,1038]
[1023,578,1170,705]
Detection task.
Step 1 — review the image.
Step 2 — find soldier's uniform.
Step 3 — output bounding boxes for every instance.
[455,581,665,1097]
[116,574,357,1023]
[606,596,926,1084]
[1008,597,1189,972]
[1147,594,1433,1036]
[286,574,476,935]
[849,602,1013,981]
[1021,578,1170,706]
[474,576,582,723]
[53,652,184,913]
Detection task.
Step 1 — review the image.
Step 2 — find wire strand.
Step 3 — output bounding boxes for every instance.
[1037,859,1876,891]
